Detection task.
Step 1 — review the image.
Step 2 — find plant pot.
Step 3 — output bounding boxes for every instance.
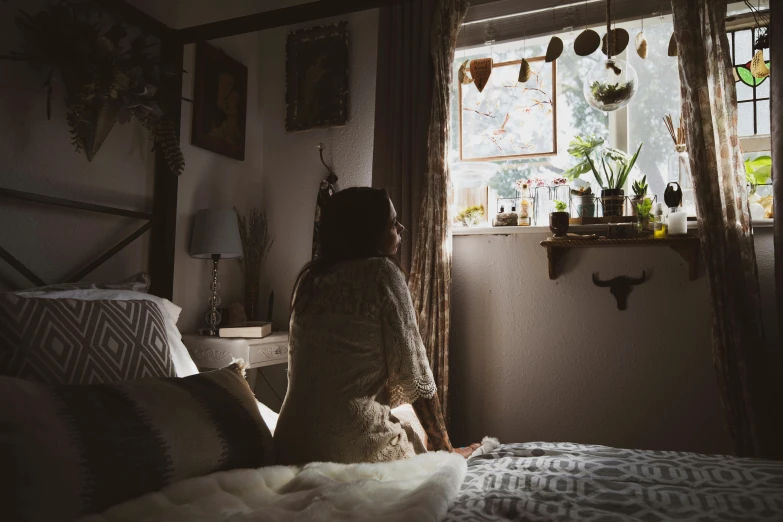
[549,212,570,238]
[572,195,596,218]
[637,217,652,236]
[629,195,645,217]
[601,188,624,217]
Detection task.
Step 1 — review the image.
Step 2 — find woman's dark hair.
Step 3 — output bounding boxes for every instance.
[291,187,398,312]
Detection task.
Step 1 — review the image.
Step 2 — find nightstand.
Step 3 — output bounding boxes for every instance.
[182,332,289,371]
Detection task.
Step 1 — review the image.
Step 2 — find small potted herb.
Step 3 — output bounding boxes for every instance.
[456,204,485,227]
[550,200,569,238]
[636,197,653,235]
[630,175,648,217]
[570,184,595,218]
[589,80,636,108]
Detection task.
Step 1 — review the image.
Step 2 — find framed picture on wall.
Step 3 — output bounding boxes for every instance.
[191,42,248,161]
[286,21,349,132]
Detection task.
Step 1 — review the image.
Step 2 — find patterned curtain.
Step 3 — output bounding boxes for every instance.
[672,0,782,459]
[408,0,469,424]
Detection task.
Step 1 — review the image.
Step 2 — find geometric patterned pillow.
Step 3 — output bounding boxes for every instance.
[0,294,175,384]
[18,271,151,293]
[0,363,274,521]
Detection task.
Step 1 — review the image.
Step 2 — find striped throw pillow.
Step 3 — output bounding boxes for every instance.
[1,364,274,522]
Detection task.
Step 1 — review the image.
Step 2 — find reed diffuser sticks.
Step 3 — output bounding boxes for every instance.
[663,114,686,146]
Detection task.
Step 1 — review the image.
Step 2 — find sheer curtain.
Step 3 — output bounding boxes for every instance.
[373,0,468,422]
[672,0,782,459]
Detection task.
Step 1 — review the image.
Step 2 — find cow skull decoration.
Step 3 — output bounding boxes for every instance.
[592,271,647,310]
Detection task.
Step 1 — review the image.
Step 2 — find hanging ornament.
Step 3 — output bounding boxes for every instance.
[458,60,473,84]
[584,0,638,112]
[601,29,629,55]
[636,12,648,59]
[545,8,563,63]
[574,0,601,56]
[751,50,770,79]
[471,58,493,92]
[668,33,677,56]
[518,59,532,82]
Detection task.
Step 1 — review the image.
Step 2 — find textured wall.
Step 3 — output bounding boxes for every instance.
[450,227,777,453]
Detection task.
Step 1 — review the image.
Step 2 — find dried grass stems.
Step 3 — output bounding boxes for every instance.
[236,207,274,287]
[663,114,686,146]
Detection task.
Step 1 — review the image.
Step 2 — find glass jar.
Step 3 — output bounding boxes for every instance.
[451,163,495,226]
[583,58,638,112]
[668,144,695,216]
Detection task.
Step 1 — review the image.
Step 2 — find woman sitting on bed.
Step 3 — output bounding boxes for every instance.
[275,187,480,465]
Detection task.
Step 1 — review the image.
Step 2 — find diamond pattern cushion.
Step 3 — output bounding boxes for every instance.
[0,294,175,384]
[0,364,274,521]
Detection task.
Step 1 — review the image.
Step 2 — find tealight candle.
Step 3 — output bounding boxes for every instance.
[668,210,687,236]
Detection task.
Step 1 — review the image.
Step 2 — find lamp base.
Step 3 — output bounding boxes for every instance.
[204,254,223,336]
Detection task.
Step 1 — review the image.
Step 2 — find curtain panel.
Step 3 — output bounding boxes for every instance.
[672,0,783,459]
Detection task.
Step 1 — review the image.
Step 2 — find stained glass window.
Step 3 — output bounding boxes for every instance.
[728,27,770,136]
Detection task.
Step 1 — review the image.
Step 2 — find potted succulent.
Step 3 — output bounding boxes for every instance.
[570,184,595,218]
[564,135,643,218]
[456,204,485,227]
[635,197,654,235]
[630,175,648,217]
[549,200,569,238]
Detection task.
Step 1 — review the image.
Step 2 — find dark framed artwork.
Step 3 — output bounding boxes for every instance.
[286,21,349,132]
[191,42,248,160]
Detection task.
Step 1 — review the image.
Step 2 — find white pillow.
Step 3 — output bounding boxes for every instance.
[257,401,279,435]
[14,289,199,378]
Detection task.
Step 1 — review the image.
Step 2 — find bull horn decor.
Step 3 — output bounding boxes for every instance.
[592,271,647,310]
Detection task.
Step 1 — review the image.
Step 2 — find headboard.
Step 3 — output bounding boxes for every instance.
[0,0,181,300]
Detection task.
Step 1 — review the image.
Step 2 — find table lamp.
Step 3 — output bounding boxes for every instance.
[190,209,243,335]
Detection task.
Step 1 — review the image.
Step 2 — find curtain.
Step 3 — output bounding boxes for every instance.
[772,0,783,375]
[372,1,435,273]
[672,0,783,459]
[407,0,468,424]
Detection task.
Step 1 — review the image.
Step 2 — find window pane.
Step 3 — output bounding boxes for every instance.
[756,77,770,100]
[733,29,752,66]
[737,102,755,136]
[756,100,770,135]
[628,19,681,200]
[736,80,753,102]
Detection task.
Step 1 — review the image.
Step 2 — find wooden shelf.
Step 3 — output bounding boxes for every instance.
[539,236,701,281]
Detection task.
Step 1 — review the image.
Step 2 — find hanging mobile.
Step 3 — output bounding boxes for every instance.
[471,25,494,92]
[574,0,601,56]
[636,10,648,59]
[458,28,473,85]
[545,8,563,63]
[665,5,678,56]
[519,17,531,82]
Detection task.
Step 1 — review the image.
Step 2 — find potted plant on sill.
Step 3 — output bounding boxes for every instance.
[456,204,485,227]
[630,175,648,217]
[563,135,643,218]
[635,197,653,235]
[570,183,595,218]
[550,200,569,238]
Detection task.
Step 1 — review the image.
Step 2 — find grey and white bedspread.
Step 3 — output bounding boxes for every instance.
[446,442,783,522]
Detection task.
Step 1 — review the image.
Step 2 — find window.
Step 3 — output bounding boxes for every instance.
[450,3,772,228]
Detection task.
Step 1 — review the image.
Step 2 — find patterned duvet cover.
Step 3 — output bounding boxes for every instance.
[445,442,783,522]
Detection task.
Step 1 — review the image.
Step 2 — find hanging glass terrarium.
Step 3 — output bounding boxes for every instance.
[583,0,638,112]
[583,58,638,111]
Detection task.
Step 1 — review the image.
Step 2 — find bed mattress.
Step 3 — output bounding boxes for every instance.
[445,442,783,522]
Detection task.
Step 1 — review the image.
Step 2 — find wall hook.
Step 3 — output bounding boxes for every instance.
[317,142,337,184]
[592,271,646,310]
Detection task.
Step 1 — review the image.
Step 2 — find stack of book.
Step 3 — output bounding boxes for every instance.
[218,321,273,338]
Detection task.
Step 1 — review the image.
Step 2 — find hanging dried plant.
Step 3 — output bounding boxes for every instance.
[750,50,770,79]
[458,60,473,85]
[518,58,531,83]
[635,32,648,59]
[0,1,185,174]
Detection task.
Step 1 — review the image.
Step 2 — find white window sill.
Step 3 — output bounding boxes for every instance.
[452,218,774,237]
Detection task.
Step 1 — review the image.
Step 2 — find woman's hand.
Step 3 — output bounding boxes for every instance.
[453,442,481,459]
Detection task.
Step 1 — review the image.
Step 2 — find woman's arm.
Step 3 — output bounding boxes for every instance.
[411,391,453,452]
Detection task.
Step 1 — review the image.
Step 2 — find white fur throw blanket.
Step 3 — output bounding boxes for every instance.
[80,451,472,522]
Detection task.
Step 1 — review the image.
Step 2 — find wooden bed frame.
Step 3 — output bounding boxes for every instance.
[1,0,780,334]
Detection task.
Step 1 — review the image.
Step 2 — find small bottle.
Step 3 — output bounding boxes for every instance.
[518,183,531,226]
[500,205,505,213]
[653,202,668,238]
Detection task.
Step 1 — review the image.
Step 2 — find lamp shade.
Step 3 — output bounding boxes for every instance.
[190,209,243,259]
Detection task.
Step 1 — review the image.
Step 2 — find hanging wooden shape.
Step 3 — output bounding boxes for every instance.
[668,33,677,56]
[601,28,629,55]
[635,31,648,59]
[470,58,493,92]
[574,29,601,56]
[545,36,564,63]
[751,50,770,79]
[458,60,474,85]
[518,58,531,82]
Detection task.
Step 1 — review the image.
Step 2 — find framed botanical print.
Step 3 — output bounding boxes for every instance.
[191,42,248,161]
[286,21,349,132]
